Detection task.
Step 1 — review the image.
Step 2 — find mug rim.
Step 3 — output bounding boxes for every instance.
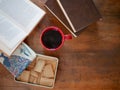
[40,26,65,51]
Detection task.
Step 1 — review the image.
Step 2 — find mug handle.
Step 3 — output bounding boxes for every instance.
[64,34,72,40]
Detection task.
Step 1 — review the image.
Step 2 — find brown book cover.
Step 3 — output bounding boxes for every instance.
[57,0,102,33]
[45,0,101,37]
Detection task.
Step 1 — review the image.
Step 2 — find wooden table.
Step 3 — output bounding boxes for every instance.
[0,0,120,90]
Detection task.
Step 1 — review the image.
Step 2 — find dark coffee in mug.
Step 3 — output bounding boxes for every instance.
[41,29,62,49]
[40,26,72,51]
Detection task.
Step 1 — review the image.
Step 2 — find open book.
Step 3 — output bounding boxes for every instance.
[0,0,45,56]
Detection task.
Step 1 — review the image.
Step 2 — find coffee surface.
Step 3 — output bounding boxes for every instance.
[42,30,62,49]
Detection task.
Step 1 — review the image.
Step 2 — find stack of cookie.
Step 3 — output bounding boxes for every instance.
[16,55,58,87]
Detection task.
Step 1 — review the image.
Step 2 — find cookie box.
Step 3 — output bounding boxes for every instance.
[0,42,58,88]
[15,54,58,88]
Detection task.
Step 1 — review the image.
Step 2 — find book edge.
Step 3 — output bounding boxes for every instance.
[56,0,77,33]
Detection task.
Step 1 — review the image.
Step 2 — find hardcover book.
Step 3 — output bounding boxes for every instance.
[0,0,45,56]
[45,0,101,37]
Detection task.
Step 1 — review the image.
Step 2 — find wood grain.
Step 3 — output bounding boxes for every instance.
[0,0,120,90]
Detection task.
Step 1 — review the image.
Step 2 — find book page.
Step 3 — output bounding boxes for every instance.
[0,0,45,34]
[0,13,27,50]
[0,39,24,56]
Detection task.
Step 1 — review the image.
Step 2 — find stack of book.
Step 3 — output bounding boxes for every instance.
[45,0,102,37]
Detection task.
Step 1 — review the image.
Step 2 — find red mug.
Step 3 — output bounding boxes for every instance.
[40,26,72,51]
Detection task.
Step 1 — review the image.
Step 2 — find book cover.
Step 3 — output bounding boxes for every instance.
[0,0,46,56]
[57,0,102,33]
